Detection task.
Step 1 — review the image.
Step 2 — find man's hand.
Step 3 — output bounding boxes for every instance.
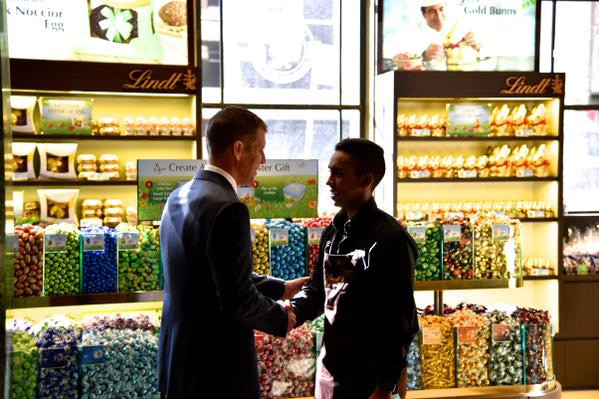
[398,368,408,399]
[283,301,296,332]
[424,43,444,60]
[281,276,310,300]
[368,386,393,399]
[463,31,480,51]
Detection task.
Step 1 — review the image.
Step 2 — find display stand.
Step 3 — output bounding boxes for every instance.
[1,3,201,397]
[553,214,599,388]
[374,71,565,398]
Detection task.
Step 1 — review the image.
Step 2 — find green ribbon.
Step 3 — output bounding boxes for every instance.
[98,6,134,43]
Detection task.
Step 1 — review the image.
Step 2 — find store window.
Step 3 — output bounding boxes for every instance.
[202,0,360,105]
[539,1,554,73]
[200,0,364,213]
[202,107,361,213]
[554,1,599,105]
[564,110,599,213]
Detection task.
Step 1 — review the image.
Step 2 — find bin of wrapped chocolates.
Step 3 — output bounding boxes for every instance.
[251,222,271,275]
[7,303,556,396]
[442,217,473,280]
[473,215,522,280]
[419,315,456,389]
[302,217,331,276]
[406,221,443,281]
[449,309,490,387]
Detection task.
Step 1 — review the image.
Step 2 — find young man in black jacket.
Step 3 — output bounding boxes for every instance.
[292,139,419,399]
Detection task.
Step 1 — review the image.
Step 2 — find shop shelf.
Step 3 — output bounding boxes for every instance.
[561,274,599,282]
[397,177,558,183]
[405,380,559,398]
[414,278,523,291]
[519,218,559,223]
[12,180,136,186]
[8,291,164,309]
[12,133,197,141]
[285,380,560,399]
[397,135,559,142]
[524,275,558,280]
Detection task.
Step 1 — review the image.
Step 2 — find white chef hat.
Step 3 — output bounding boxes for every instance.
[420,0,446,7]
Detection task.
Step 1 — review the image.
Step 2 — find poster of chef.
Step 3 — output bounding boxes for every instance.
[381,0,538,72]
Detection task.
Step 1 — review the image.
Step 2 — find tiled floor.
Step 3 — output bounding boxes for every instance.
[562,391,599,399]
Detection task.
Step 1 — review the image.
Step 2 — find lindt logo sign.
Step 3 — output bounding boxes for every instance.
[500,75,564,95]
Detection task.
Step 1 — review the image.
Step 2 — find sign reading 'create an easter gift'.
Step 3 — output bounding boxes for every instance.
[238,160,318,219]
[137,160,206,222]
[138,159,318,222]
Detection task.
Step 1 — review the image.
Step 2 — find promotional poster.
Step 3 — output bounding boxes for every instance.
[6,0,188,65]
[382,0,537,72]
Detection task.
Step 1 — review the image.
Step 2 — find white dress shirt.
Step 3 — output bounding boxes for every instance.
[205,164,238,191]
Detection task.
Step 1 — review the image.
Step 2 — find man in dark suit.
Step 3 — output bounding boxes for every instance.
[158,106,307,398]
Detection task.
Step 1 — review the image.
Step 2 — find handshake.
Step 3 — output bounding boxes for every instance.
[280,276,309,333]
[283,301,297,333]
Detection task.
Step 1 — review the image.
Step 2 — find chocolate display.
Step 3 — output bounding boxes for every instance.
[159,2,186,27]
[90,5,139,44]
[43,223,81,296]
[13,224,44,297]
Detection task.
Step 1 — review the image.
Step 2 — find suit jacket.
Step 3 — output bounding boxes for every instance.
[158,170,289,399]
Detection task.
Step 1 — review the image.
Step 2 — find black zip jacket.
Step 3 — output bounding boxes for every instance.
[292,198,419,391]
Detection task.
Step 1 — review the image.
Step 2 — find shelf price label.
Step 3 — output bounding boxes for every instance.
[6,234,18,254]
[457,170,478,178]
[446,212,465,220]
[409,170,431,179]
[80,345,106,365]
[527,209,546,218]
[45,234,67,253]
[457,326,477,344]
[411,128,431,137]
[443,224,461,242]
[83,234,105,252]
[422,327,442,345]
[270,228,289,246]
[406,212,426,221]
[492,324,512,343]
[40,348,67,369]
[516,169,535,178]
[492,225,511,241]
[514,129,535,137]
[407,226,427,244]
[308,227,325,245]
[118,232,140,251]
